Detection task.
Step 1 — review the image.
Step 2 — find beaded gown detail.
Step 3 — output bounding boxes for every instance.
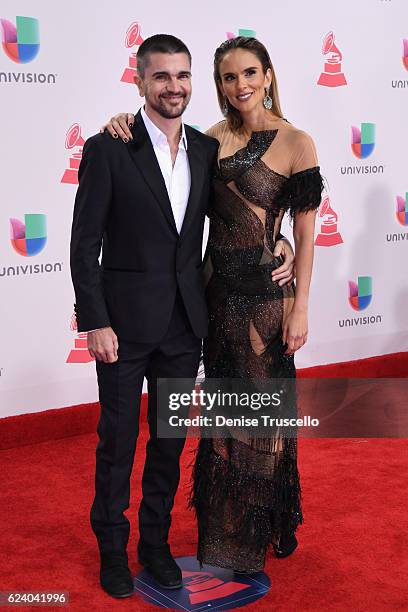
[190,119,323,572]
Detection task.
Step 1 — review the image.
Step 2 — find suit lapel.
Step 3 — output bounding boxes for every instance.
[127,110,178,234]
[127,112,205,238]
[179,126,205,240]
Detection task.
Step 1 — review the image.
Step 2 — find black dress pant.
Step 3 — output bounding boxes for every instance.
[90,292,202,553]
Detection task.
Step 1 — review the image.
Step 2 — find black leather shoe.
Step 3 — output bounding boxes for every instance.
[138,543,182,589]
[273,534,298,558]
[100,552,134,598]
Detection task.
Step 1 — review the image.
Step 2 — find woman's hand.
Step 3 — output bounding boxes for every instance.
[100,113,135,142]
[282,308,308,354]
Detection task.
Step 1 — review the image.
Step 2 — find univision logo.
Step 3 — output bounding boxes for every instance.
[348,276,372,311]
[340,122,384,176]
[1,16,39,63]
[351,123,375,159]
[226,28,256,39]
[386,193,408,242]
[338,276,382,327]
[391,39,408,88]
[0,16,57,85]
[10,214,46,256]
[396,193,408,226]
[1,214,63,278]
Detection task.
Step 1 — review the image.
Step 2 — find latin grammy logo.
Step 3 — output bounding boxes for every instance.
[121,22,144,84]
[135,555,270,609]
[315,196,343,246]
[182,570,251,605]
[61,124,85,185]
[317,31,347,87]
[66,313,94,364]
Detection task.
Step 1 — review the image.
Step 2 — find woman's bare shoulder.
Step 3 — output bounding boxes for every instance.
[283,121,316,148]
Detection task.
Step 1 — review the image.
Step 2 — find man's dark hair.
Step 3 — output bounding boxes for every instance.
[137,34,192,78]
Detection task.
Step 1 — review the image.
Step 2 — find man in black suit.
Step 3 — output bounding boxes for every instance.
[70,34,294,598]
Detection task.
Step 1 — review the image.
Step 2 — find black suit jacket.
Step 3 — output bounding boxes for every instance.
[70,109,219,342]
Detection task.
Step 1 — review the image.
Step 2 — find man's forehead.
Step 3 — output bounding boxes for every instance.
[145,52,191,73]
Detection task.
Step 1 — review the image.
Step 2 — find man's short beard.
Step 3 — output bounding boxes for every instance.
[149,96,189,119]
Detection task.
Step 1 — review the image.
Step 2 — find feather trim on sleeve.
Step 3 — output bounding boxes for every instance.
[275,166,324,218]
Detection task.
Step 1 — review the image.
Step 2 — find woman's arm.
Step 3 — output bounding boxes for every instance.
[292,210,316,313]
[282,210,317,354]
[282,131,323,354]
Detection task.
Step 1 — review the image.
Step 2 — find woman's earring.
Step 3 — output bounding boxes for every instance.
[263,88,273,110]
[222,98,229,116]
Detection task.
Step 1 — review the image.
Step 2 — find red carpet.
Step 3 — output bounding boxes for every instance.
[0,352,407,610]
[0,430,407,610]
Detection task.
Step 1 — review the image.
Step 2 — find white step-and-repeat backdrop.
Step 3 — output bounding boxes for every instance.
[1,0,407,416]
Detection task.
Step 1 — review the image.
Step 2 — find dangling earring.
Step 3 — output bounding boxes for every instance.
[263,88,273,110]
[222,98,229,116]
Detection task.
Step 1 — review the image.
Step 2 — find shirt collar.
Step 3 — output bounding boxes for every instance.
[141,106,188,151]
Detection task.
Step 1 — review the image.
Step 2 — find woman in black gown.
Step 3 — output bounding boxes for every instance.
[189,36,323,573]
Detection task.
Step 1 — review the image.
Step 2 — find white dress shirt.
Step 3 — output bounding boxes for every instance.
[141,106,191,234]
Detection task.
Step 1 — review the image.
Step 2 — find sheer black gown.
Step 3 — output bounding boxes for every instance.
[190,119,323,572]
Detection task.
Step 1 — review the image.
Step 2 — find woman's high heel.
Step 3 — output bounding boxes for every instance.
[273,534,298,558]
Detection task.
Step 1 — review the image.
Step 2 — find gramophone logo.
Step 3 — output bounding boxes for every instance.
[396,193,408,226]
[120,22,144,84]
[226,28,256,39]
[351,123,375,159]
[315,195,343,247]
[61,124,85,185]
[10,214,46,256]
[317,31,347,87]
[348,276,372,311]
[66,313,94,364]
[1,16,39,64]
[403,39,408,71]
